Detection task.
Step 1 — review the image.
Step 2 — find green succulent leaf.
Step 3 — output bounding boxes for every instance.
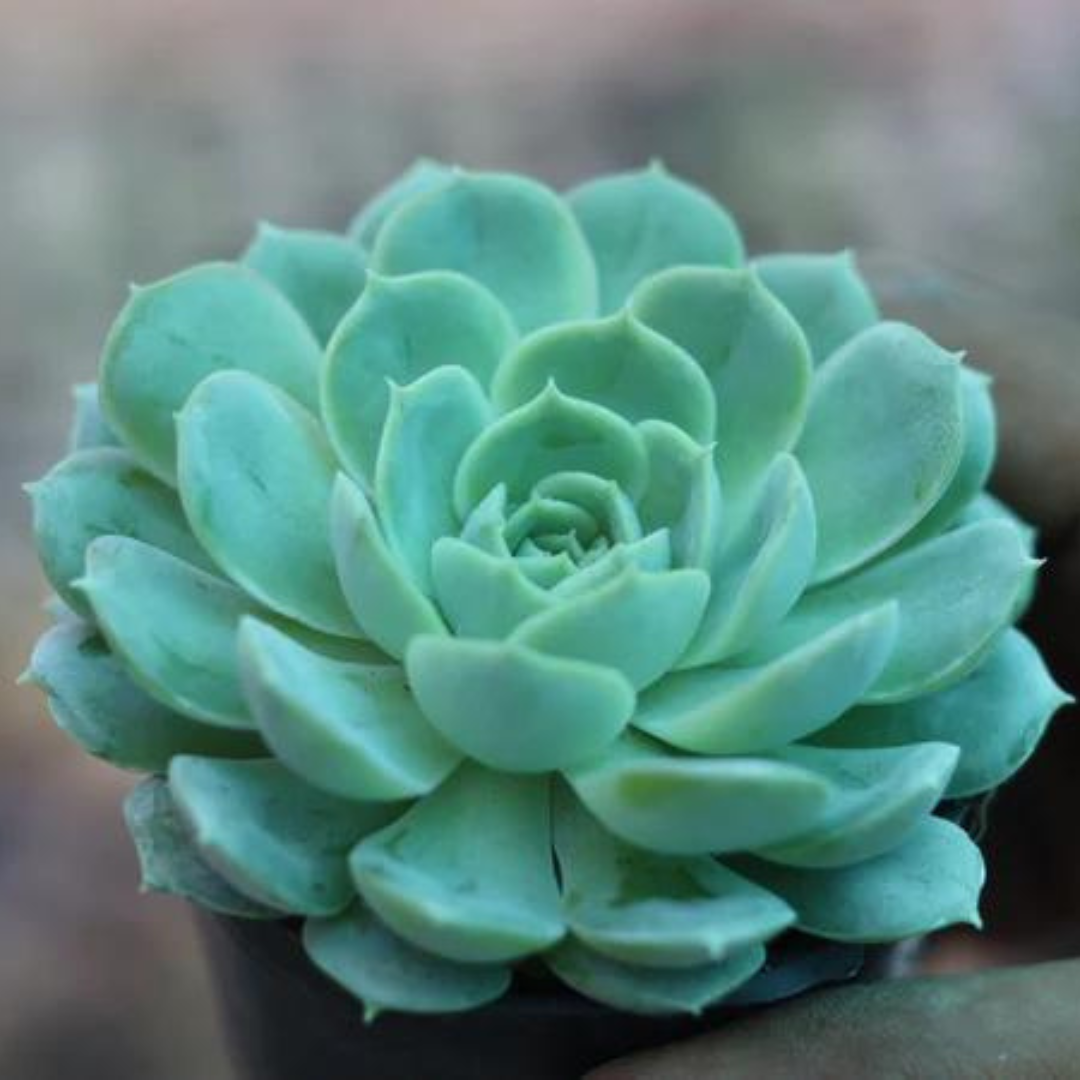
[28,447,214,617]
[375,367,490,592]
[813,630,1071,798]
[546,937,765,1016]
[550,531,674,599]
[753,251,879,363]
[303,902,510,1019]
[350,765,563,962]
[169,756,398,916]
[631,267,811,497]
[124,778,279,918]
[680,453,816,668]
[737,816,985,942]
[635,603,898,755]
[100,263,320,481]
[796,322,965,583]
[554,786,793,968]
[785,519,1038,703]
[347,158,456,250]
[406,635,635,772]
[238,618,459,802]
[493,312,715,443]
[371,170,598,332]
[68,383,120,451]
[329,474,447,659]
[177,370,357,637]
[322,271,515,485]
[757,742,959,868]
[453,383,648,516]
[535,472,642,546]
[567,164,744,313]
[564,733,833,856]
[27,621,262,771]
[511,564,710,691]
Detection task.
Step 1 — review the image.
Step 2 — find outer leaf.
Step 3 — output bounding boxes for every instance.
[68,383,120,451]
[512,565,710,690]
[753,251,878,363]
[347,158,455,249]
[737,816,985,942]
[124,778,278,918]
[329,474,447,659]
[28,447,213,617]
[635,603,898,755]
[350,765,563,962]
[546,938,764,1016]
[100,263,320,481]
[27,621,261,772]
[322,271,515,484]
[564,733,832,856]
[796,322,965,583]
[303,903,510,1019]
[406,635,634,772]
[177,370,357,636]
[813,630,1070,798]
[372,170,598,332]
[238,618,459,802]
[492,312,715,443]
[567,164,744,312]
[242,223,367,344]
[169,756,398,916]
[375,367,490,592]
[784,519,1038,702]
[554,786,793,968]
[631,267,811,496]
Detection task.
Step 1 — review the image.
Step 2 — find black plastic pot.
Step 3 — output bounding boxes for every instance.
[198,912,906,1080]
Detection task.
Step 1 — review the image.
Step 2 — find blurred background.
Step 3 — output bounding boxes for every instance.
[3,1,1080,1076]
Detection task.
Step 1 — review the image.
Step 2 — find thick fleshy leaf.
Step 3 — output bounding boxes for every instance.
[303,903,510,1019]
[757,743,959,868]
[635,421,722,570]
[631,267,811,496]
[124,778,278,918]
[546,938,765,1016]
[512,565,710,690]
[679,454,816,668]
[453,384,648,516]
[635,603,898,755]
[347,158,455,249]
[375,367,490,592]
[534,472,642,546]
[28,447,213,617]
[100,263,320,481]
[813,630,1070,798]
[753,251,879,363]
[564,734,832,856]
[406,635,634,772]
[431,538,552,638]
[242,224,367,344]
[493,313,715,442]
[177,370,357,636]
[350,765,563,962]
[549,531,674,599]
[169,756,397,916]
[68,383,120,451]
[554,786,793,968]
[329,474,447,659]
[737,816,985,942]
[784,519,1038,703]
[567,164,744,312]
[238,618,459,802]
[796,322,965,582]
[27,621,262,771]
[372,170,598,332]
[322,271,515,484]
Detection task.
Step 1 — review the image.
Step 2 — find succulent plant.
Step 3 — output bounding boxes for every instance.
[26,161,1068,1018]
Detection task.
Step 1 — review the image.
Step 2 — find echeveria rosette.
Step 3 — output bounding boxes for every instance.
[25,161,1068,1019]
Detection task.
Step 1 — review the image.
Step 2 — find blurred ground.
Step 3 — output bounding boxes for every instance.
[3,1,1080,1077]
